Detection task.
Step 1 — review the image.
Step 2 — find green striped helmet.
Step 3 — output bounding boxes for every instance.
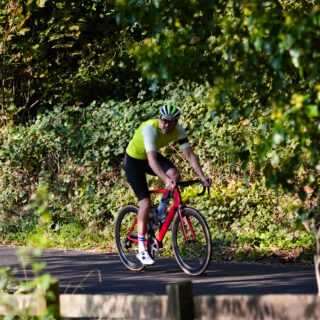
[160,104,181,120]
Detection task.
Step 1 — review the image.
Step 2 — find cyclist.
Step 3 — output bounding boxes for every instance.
[123,105,211,265]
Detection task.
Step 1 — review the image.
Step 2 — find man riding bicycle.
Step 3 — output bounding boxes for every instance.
[124,105,211,265]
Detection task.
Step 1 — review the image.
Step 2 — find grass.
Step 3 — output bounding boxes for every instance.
[0,216,315,265]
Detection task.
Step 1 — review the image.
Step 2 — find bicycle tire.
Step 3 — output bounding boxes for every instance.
[115,204,145,272]
[172,206,212,275]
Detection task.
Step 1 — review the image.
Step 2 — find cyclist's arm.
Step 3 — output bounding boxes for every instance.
[142,125,175,190]
[177,125,210,186]
[146,151,175,190]
[182,147,211,187]
[177,124,190,149]
[146,151,167,181]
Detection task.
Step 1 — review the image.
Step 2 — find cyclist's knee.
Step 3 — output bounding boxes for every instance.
[138,197,151,213]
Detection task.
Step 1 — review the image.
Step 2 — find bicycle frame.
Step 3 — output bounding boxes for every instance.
[127,187,197,246]
[116,179,212,275]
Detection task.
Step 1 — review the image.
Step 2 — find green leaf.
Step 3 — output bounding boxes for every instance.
[37,0,47,8]
[306,105,318,117]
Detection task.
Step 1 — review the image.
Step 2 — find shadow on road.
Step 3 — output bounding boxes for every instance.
[1,246,317,295]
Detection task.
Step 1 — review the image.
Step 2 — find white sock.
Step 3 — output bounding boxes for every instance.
[138,234,146,253]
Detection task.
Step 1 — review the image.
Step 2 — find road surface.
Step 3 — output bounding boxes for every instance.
[1,246,317,295]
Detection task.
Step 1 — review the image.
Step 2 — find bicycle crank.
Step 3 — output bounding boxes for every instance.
[147,236,159,259]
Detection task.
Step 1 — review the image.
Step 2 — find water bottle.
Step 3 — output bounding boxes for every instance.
[157,195,170,223]
[148,208,159,230]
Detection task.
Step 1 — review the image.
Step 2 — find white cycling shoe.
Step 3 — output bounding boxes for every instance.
[136,250,155,266]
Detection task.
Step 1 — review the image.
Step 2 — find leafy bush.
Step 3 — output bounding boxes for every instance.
[0,83,315,261]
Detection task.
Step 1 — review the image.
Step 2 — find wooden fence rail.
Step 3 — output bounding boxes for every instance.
[1,280,320,319]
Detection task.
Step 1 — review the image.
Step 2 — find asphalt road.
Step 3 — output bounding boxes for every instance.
[1,246,317,295]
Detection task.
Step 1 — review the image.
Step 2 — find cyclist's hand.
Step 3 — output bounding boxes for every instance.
[165,177,176,191]
[201,177,212,187]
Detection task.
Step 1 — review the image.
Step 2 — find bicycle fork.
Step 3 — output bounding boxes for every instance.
[178,206,197,243]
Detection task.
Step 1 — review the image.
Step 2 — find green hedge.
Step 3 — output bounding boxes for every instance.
[0,83,314,260]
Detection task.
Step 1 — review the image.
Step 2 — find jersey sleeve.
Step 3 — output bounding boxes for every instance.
[177,124,190,149]
[141,124,157,152]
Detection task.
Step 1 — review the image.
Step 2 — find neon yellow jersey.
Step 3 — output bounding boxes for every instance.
[126,119,189,160]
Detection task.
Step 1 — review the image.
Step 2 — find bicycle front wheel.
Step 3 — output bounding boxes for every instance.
[172,206,212,275]
[115,204,144,272]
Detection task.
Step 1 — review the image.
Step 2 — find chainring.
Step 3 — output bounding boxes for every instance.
[147,236,159,259]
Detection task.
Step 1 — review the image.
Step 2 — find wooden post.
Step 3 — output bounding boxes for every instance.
[167,281,195,320]
[47,280,60,319]
[37,280,60,319]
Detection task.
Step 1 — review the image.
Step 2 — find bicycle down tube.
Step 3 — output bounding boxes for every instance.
[149,188,191,244]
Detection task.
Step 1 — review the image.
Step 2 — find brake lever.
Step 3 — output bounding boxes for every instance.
[197,185,206,196]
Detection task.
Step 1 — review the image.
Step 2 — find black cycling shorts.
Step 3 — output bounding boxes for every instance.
[123,152,176,201]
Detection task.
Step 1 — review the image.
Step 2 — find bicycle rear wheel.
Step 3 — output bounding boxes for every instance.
[115,204,144,272]
[172,206,212,275]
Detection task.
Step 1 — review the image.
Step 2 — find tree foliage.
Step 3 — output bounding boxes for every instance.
[0,0,148,123]
[117,0,320,196]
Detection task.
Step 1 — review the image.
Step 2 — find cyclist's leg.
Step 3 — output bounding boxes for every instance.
[123,153,154,265]
[137,197,151,236]
[136,197,154,265]
[151,154,180,223]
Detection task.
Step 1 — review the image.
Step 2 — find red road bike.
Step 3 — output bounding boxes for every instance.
[115,180,212,275]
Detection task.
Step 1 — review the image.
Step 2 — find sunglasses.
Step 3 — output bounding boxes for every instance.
[160,117,177,125]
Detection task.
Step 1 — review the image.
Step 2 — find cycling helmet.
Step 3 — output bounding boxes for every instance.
[159,104,181,120]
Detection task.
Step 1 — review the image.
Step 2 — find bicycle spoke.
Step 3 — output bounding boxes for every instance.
[172,207,211,275]
[115,205,144,271]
